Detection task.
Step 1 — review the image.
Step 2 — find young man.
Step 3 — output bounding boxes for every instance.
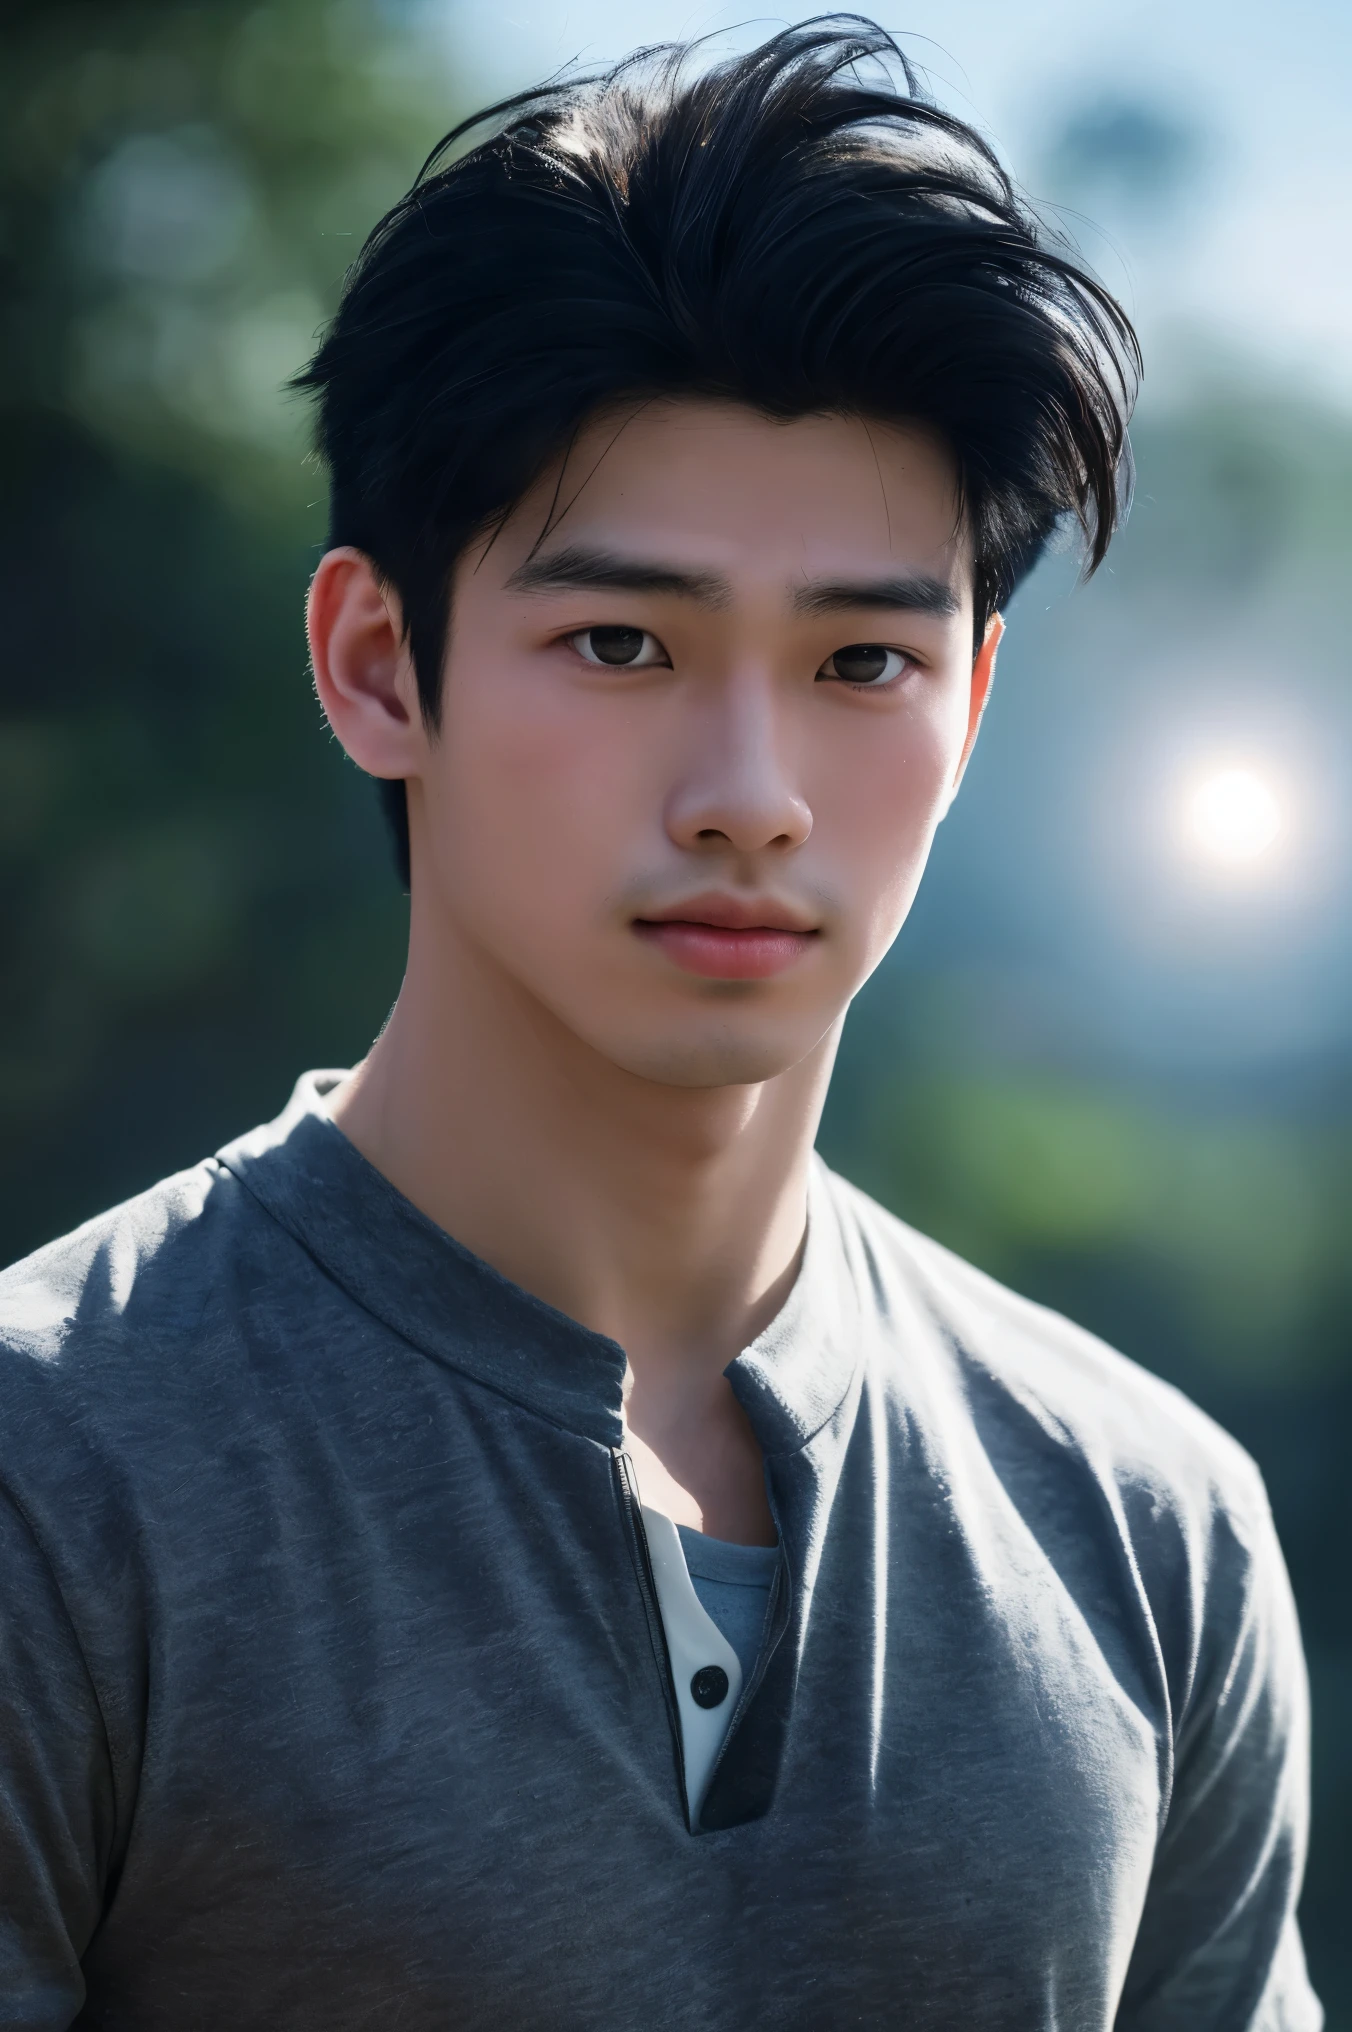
[0,22,1319,2029]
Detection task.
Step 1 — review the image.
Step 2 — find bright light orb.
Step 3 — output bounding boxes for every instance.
[1186,769,1282,863]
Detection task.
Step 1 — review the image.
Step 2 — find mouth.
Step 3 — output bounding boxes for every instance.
[632,894,820,981]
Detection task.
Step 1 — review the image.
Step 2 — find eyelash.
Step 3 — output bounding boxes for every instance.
[564,626,917,687]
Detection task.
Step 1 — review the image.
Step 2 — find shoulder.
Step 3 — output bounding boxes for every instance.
[820,1166,1302,1731]
[820,1162,1272,1553]
[0,1149,284,1446]
[1,1159,223,1346]
[0,1073,346,1407]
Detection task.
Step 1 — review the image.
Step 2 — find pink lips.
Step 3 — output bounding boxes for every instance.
[633,895,819,980]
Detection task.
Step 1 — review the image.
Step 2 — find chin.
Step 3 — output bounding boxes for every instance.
[597,1021,822,1091]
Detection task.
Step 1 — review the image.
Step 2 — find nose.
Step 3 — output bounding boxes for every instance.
[663,672,812,857]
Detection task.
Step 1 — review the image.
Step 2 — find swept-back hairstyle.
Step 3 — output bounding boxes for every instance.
[297,15,1139,885]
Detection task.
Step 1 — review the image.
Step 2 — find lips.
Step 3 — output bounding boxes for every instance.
[633,894,819,981]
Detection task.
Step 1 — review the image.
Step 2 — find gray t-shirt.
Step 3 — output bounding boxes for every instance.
[0,1071,1321,2029]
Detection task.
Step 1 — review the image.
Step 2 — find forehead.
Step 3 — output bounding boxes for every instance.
[491,400,969,598]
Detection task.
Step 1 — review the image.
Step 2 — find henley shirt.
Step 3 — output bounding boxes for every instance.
[0,1070,1321,2029]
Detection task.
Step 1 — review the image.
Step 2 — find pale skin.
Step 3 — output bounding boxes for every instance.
[309,400,1000,1547]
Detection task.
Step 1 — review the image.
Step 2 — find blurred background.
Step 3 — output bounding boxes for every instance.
[1,0,1347,2011]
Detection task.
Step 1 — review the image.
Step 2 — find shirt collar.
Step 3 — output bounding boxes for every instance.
[217,1070,862,1456]
[726,1159,864,1456]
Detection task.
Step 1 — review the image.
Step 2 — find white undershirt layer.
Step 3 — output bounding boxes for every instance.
[640,1508,780,1826]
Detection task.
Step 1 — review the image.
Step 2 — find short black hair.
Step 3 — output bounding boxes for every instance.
[297,15,1139,887]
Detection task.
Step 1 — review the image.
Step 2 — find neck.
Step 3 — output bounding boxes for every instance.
[330,911,837,1390]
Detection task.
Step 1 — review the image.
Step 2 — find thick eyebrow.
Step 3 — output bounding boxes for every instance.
[791,574,961,619]
[505,545,731,608]
[505,547,961,621]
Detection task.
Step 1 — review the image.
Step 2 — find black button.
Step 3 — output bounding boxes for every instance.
[690,1665,729,1709]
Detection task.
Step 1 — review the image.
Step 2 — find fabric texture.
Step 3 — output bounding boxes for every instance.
[676,1525,778,1688]
[0,1070,1321,2030]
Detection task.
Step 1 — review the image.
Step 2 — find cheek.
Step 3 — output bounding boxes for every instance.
[811,693,963,902]
[430,670,647,908]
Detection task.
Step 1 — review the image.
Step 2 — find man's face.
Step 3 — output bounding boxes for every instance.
[407,400,996,1088]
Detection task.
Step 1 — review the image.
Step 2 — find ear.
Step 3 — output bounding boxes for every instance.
[946,612,1003,807]
[307,548,429,779]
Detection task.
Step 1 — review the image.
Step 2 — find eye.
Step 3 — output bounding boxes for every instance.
[816,644,912,687]
[569,625,669,668]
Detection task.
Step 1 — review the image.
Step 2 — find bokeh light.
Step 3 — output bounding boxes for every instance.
[1185,767,1283,864]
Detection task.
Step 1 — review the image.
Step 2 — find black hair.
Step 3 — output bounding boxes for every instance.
[297,15,1139,888]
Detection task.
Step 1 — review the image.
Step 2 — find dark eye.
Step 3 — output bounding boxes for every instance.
[817,644,909,686]
[570,625,668,668]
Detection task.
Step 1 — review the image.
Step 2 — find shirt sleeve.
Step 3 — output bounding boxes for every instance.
[0,1482,115,2030]
[1115,1467,1322,2032]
